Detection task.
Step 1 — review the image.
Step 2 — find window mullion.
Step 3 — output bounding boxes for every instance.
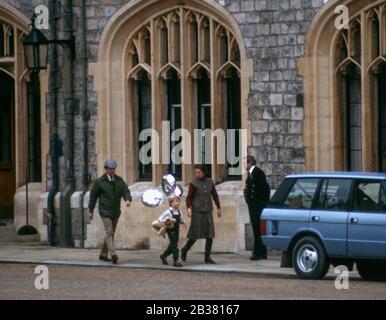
[209,17,217,181]
[150,18,161,185]
[180,7,193,185]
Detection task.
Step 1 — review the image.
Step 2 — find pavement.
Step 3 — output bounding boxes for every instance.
[0,243,360,278]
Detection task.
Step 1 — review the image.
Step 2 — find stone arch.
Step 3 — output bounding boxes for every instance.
[0,1,30,32]
[302,0,386,172]
[0,2,49,229]
[94,0,250,185]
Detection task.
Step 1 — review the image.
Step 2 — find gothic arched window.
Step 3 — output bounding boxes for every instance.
[125,7,241,182]
[368,7,386,172]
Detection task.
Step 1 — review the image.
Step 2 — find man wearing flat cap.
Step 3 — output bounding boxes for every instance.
[88,159,132,264]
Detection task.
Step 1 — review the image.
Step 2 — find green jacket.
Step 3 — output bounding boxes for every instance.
[88,174,132,219]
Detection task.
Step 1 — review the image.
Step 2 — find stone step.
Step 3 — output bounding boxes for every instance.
[0,224,40,244]
[0,225,16,242]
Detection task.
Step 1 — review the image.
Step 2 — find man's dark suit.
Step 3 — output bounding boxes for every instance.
[244,166,270,257]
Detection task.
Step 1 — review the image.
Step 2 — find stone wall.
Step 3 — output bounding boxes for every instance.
[80,182,249,253]
[219,0,324,187]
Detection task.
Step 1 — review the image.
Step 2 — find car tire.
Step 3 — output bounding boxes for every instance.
[292,236,329,280]
[357,261,386,281]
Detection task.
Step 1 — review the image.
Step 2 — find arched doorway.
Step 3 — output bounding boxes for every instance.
[0,70,15,220]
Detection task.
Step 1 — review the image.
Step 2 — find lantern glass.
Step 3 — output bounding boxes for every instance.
[24,43,35,70]
[23,24,49,71]
[38,42,48,69]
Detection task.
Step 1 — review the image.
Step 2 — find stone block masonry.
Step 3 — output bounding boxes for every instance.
[221,0,324,187]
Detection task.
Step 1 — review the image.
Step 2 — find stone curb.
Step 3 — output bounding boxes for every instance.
[0,258,294,277]
[0,258,361,280]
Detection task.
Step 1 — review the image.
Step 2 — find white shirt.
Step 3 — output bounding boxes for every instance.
[248,165,256,176]
[107,174,114,182]
[158,207,185,225]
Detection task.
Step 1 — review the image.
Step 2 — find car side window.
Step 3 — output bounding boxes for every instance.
[354,180,386,213]
[281,179,319,210]
[268,178,295,208]
[314,179,351,211]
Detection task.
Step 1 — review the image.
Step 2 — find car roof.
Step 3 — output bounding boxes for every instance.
[285,172,386,180]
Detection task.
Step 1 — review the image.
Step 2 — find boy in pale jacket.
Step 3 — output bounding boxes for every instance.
[158,195,187,267]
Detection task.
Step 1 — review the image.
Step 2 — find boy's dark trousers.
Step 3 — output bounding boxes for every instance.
[162,228,179,260]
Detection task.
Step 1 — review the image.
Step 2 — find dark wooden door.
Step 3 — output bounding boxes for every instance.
[0,70,15,220]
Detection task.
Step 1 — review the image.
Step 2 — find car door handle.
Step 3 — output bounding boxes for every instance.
[350,218,359,224]
[311,216,320,222]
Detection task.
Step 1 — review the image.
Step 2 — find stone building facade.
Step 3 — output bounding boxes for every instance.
[7,0,381,252]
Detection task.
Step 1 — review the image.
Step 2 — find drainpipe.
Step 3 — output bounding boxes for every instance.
[59,0,76,247]
[79,0,89,248]
[47,0,61,246]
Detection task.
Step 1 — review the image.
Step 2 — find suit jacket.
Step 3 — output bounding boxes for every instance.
[244,167,270,206]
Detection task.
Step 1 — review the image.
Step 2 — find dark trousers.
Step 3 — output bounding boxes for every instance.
[182,238,213,258]
[162,229,180,260]
[247,202,267,256]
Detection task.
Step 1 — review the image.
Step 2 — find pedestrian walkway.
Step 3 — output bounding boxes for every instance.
[0,244,359,278]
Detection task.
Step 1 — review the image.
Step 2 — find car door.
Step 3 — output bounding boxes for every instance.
[347,180,386,258]
[309,179,352,257]
[267,178,320,246]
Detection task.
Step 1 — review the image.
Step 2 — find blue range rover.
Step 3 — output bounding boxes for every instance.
[261,172,386,280]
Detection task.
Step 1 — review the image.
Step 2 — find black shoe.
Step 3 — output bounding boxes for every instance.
[181,249,187,262]
[258,251,268,260]
[173,260,183,268]
[111,255,118,264]
[205,256,216,264]
[99,255,112,262]
[250,253,267,261]
[160,255,168,265]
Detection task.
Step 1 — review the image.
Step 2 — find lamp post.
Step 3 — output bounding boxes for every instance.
[22,13,75,245]
[17,14,49,236]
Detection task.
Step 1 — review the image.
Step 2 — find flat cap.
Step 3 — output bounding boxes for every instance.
[104,159,117,169]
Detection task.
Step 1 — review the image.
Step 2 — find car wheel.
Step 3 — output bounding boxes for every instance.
[357,261,386,281]
[292,236,329,280]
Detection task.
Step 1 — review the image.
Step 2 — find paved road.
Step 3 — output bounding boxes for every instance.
[0,264,385,300]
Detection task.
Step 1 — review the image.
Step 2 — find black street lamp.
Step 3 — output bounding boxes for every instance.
[22,14,49,71]
[22,13,75,71]
[17,14,49,236]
